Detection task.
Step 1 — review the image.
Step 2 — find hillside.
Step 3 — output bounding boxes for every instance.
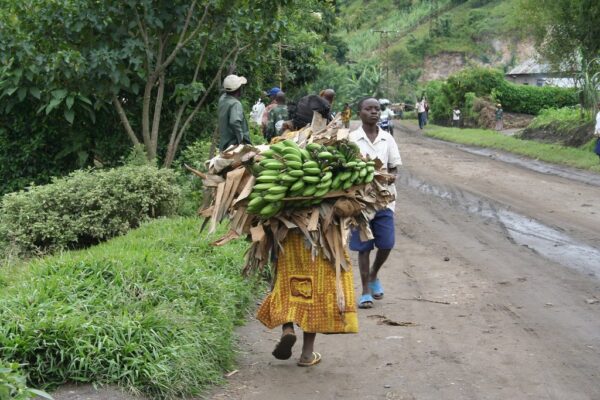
[335,0,531,101]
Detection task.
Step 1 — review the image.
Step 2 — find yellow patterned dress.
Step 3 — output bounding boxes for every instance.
[257,232,358,333]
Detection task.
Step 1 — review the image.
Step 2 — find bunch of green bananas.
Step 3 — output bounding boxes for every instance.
[247,139,376,218]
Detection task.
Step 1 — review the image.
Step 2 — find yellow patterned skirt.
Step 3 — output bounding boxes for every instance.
[257,232,358,333]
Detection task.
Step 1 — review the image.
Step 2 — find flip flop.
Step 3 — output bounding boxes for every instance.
[368,279,384,300]
[297,352,322,367]
[272,333,297,360]
[358,294,374,309]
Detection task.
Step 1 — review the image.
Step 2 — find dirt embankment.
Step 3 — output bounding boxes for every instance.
[520,121,595,147]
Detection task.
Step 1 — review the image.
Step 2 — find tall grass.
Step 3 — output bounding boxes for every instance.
[425,125,600,173]
[0,218,256,399]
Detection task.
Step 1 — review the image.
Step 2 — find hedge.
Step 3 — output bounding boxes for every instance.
[493,83,579,115]
[425,68,579,123]
[0,165,180,256]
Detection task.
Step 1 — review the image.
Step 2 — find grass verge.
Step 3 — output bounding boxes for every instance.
[0,217,257,399]
[424,125,600,173]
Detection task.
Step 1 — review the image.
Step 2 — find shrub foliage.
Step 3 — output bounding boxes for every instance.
[0,165,180,255]
[0,218,255,399]
[425,68,579,124]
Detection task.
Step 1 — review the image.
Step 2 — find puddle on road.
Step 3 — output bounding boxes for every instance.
[399,172,600,277]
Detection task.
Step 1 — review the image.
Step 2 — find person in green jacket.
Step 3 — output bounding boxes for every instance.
[218,74,251,151]
[265,91,289,141]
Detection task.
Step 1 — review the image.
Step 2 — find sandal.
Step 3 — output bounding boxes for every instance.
[368,279,384,300]
[358,294,374,309]
[297,352,322,367]
[272,332,297,360]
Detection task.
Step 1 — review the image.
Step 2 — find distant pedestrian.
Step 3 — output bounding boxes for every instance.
[319,88,336,108]
[261,87,281,137]
[265,91,288,141]
[218,74,251,151]
[495,103,504,131]
[452,106,461,128]
[424,98,429,125]
[416,98,427,129]
[341,103,352,129]
[594,102,600,161]
[250,98,265,125]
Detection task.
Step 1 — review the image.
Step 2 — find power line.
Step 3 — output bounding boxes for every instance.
[372,29,399,97]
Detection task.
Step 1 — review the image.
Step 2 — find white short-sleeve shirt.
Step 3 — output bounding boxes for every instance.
[349,126,402,211]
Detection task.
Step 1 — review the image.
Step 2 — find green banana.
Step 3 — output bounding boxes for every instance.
[365,172,374,183]
[264,192,286,201]
[302,185,318,196]
[289,179,305,192]
[286,161,303,170]
[299,148,312,161]
[253,182,275,191]
[338,171,352,181]
[303,160,319,169]
[317,151,333,160]
[260,201,283,217]
[268,185,288,195]
[287,169,304,178]
[303,167,321,176]
[303,175,320,183]
[261,149,275,157]
[259,169,279,176]
[280,174,298,184]
[256,175,278,183]
[283,153,302,163]
[314,187,329,197]
[342,179,354,190]
[263,161,284,170]
[248,196,265,208]
[316,180,332,190]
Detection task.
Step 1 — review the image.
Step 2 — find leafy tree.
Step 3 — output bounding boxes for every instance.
[0,0,335,169]
[520,0,600,81]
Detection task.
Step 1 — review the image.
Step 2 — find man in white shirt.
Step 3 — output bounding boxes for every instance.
[452,107,461,128]
[415,98,427,129]
[349,97,402,309]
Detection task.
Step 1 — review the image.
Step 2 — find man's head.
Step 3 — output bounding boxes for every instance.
[358,97,380,125]
[275,91,286,105]
[320,89,335,105]
[267,87,281,100]
[223,74,247,96]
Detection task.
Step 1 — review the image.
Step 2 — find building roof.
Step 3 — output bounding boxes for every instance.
[506,59,550,75]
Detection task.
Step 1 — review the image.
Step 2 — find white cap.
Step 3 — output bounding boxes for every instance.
[223,74,247,92]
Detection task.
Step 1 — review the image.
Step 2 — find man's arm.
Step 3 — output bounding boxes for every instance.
[229,102,245,144]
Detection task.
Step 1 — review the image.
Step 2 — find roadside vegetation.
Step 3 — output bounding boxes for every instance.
[424,124,600,173]
[0,218,256,399]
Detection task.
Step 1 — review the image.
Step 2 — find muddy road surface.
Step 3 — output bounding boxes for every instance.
[208,121,600,400]
[53,121,600,400]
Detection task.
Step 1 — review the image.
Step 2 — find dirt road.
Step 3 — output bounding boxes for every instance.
[208,121,600,400]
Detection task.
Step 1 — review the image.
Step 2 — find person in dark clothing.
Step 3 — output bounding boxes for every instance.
[291,94,332,129]
[218,74,251,151]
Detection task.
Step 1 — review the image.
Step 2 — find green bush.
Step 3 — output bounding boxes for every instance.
[424,67,580,125]
[493,83,579,115]
[0,218,255,399]
[0,361,52,399]
[0,165,180,255]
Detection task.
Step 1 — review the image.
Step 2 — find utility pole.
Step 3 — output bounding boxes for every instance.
[373,30,399,97]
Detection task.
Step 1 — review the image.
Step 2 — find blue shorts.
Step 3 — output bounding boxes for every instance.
[349,208,395,252]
